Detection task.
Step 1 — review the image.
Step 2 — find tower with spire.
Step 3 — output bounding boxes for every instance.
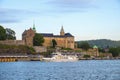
[60,25,65,36]
[32,21,36,32]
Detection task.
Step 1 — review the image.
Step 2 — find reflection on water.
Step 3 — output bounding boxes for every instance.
[0,60,120,80]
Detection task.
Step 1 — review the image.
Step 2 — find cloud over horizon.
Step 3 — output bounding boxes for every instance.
[0,0,97,23]
[43,0,98,14]
[0,8,39,23]
[47,0,97,9]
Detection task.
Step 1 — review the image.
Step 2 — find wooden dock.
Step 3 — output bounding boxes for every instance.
[0,55,43,62]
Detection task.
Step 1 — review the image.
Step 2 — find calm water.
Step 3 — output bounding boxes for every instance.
[0,60,120,80]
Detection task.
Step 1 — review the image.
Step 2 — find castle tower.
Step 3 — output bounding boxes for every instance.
[93,45,99,57]
[22,28,35,47]
[60,26,65,36]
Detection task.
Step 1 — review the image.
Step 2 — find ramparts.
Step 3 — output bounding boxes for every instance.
[0,40,25,45]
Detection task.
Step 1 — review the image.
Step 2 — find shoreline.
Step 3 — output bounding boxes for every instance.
[0,57,120,62]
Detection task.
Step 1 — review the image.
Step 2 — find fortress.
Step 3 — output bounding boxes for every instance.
[0,25,102,57]
[22,26,75,49]
[0,25,75,49]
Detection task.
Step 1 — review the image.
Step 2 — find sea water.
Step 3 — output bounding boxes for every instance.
[0,60,120,80]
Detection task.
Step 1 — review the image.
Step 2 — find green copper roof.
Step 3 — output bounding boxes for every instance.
[93,45,98,48]
[32,23,36,32]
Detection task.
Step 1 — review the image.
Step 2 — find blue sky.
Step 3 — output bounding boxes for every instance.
[0,0,120,41]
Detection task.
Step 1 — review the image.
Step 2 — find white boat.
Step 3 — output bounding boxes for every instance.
[43,52,78,62]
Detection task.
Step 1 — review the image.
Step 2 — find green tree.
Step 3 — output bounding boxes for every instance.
[109,47,120,57]
[83,55,90,58]
[0,25,6,40]
[52,39,57,48]
[6,28,16,40]
[33,33,44,46]
[78,41,90,51]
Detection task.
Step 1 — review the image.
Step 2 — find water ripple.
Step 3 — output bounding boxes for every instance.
[0,60,120,80]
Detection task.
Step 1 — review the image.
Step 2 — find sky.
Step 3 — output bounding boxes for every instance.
[0,0,120,41]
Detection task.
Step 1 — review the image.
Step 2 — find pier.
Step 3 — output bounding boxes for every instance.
[0,55,43,62]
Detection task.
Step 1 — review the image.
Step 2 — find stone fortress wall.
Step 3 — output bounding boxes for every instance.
[0,40,25,45]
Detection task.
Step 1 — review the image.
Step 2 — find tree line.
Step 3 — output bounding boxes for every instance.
[0,25,16,40]
[77,39,120,48]
[77,41,120,57]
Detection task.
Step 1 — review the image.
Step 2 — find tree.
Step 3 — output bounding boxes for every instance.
[83,55,90,58]
[78,41,90,51]
[52,39,57,48]
[33,33,44,46]
[6,28,16,40]
[0,25,6,40]
[109,47,120,57]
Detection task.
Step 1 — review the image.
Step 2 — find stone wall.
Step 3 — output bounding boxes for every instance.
[33,46,47,53]
[0,40,25,45]
[43,37,74,49]
[66,37,74,49]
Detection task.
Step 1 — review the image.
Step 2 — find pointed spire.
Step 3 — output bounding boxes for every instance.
[32,21,36,32]
[61,25,64,32]
[60,25,65,36]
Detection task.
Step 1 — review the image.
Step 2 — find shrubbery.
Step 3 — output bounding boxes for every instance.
[83,55,90,58]
[62,48,73,50]
[0,44,35,54]
[109,47,120,57]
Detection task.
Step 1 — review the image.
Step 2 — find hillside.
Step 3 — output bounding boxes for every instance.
[77,39,120,48]
[0,44,35,54]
